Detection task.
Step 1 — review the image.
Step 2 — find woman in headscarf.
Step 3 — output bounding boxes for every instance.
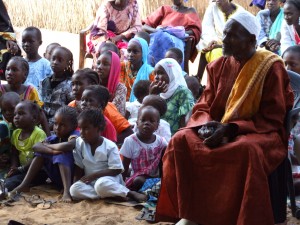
[96,50,127,116]
[120,37,154,102]
[150,58,194,135]
[281,0,300,54]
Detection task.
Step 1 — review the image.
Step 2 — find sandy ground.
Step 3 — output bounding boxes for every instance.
[6,28,299,225]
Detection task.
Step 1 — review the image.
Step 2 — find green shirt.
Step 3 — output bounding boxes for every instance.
[11,126,46,165]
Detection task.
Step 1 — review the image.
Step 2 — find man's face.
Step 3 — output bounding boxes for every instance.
[222,20,254,59]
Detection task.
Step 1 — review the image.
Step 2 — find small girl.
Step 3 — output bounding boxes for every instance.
[12,106,79,202]
[120,105,168,191]
[5,101,47,191]
[0,56,43,107]
[40,46,74,127]
[70,108,145,202]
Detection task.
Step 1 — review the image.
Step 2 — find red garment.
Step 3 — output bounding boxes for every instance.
[293,26,300,45]
[68,100,117,142]
[107,51,121,95]
[156,56,294,225]
[143,5,201,61]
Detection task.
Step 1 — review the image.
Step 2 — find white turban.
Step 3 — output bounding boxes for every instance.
[226,10,261,40]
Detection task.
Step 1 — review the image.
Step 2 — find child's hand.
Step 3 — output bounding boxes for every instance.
[7,167,19,177]
[80,174,97,184]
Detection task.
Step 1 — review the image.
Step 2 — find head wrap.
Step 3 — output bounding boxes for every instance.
[226,10,261,40]
[157,58,187,99]
[129,37,154,102]
[107,50,120,95]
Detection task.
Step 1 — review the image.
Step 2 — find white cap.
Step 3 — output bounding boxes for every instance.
[226,10,261,39]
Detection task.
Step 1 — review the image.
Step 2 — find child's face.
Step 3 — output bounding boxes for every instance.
[50,48,69,75]
[44,45,58,61]
[154,64,170,85]
[1,99,19,123]
[81,90,103,110]
[283,51,300,75]
[5,60,27,85]
[22,30,42,55]
[71,73,91,100]
[96,54,111,85]
[78,118,101,144]
[13,102,36,129]
[136,107,159,139]
[53,113,75,139]
[127,42,142,65]
[165,51,182,64]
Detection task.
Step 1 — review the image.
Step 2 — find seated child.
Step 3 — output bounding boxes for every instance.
[40,46,74,127]
[22,26,52,90]
[44,43,61,61]
[81,85,132,145]
[185,75,204,102]
[70,108,146,202]
[0,92,20,178]
[165,47,186,77]
[5,101,47,191]
[120,105,168,192]
[1,56,43,107]
[140,95,171,143]
[126,80,150,121]
[12,106,79,202]
[73,79,117,143]
[135,31,155,66]
[282,45,300,75]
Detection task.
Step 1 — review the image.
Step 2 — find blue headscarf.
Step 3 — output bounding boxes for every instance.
[129,37,154,102]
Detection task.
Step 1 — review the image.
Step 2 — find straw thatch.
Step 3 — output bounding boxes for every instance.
[4,0,259,34]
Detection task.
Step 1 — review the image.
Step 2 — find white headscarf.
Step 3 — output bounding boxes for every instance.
[157,58,187,99]
[226,10,261,40]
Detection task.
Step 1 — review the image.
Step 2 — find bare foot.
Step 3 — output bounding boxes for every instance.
[127,191,147,203]
[59,191,72,203]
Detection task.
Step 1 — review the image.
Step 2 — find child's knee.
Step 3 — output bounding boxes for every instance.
[94,177,108,197]
[69,181,83,197]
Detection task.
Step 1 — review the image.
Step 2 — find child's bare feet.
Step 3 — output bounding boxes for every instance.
[127,191,147,203]
[60,191,72,203]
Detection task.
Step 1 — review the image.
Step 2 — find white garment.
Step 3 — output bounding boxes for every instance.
[280,19,296,55]
[132,119,171,143]
[71,137,128,199]
[157,58,187,100]
[120,134,168,160]
[197,2,244,51]
[126,100,141,119]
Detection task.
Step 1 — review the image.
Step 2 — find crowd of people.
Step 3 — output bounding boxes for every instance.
[0,0,300,224]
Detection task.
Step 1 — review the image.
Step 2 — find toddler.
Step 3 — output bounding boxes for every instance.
[22,26,52,89]
[70,108,145,202]
[12,106,79,202]
[5,101,47,191]
[120,105,167,191]
[40,46,74,127]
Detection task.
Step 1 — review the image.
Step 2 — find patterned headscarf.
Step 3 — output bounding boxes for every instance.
[157,58,187,99]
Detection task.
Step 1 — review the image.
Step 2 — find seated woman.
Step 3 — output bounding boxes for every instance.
[196,0,244,80]
[86,0,142,59]
[150,58,194,136]
[120,37,154,102]
[256,0,285,54]
[281,0,300,54]
[96,51,127,116]
[142,0,201,68]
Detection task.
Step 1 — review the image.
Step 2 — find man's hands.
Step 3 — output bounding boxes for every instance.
[198,121,238,148]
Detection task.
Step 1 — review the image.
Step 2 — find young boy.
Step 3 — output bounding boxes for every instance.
[22,26,52,90]
[44,42,61,61]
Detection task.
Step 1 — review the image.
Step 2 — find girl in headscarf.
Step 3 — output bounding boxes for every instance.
[96,50,127,115]
[150,58,194,135]
[120,37,154,102]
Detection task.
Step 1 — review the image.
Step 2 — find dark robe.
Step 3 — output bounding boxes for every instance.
[156,54,294,225]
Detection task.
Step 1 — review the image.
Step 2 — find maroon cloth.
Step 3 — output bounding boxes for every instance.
[156,55,294,225]
[143,5,201,62]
